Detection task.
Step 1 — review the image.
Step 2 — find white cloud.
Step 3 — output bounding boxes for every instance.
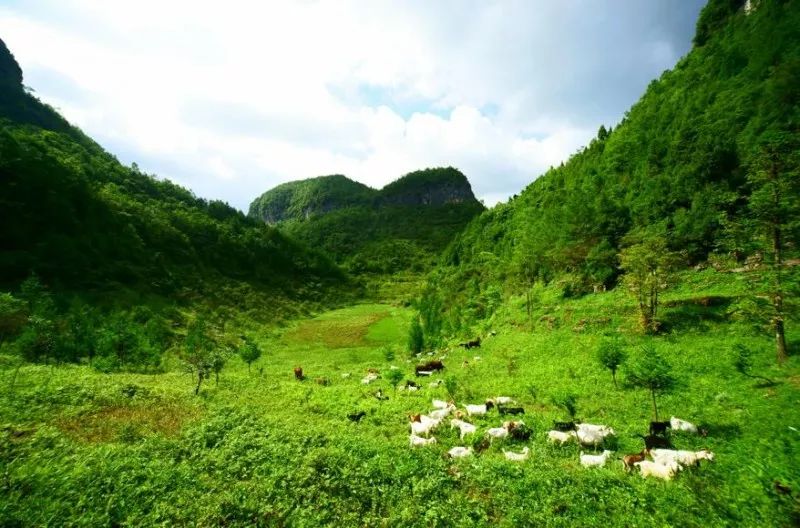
[0,0,704,209]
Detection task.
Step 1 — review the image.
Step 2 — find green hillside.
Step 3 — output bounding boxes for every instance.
[0,37,351,371]
[249,167,485,274]
[421,0,800,336]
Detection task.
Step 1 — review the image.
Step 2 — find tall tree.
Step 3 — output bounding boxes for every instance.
[626,345,676,421]
[619,230,681,333]
[746,132,800,364]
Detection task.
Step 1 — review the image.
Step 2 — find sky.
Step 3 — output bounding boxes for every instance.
[0,0,706,210]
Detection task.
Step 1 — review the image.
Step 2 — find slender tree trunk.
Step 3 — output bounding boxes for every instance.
[195,372,203,395]
[611,370,618,388]
[651,389,659,421]
[773,223,788,364]
[247,362,251,374]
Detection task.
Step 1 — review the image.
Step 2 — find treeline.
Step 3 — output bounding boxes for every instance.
[418,0,800,335]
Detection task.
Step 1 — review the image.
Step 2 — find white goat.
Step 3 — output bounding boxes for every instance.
[576,427,614,448]
[494,396,515,405]
[410,418,439,437]
[503,447,530,462]
[450,419,477,440]
[652,448,714,468]
[429,405,455,420]
[361,373,378,384]
[547,430,577,445]
[463,402,494,416]
[580,450,613,468]
[448,446,474,458]
[432,399,450,410]
[670,416,699,434]
[409,434,437,447]
[486,427,509,441]
[635,460,679,480]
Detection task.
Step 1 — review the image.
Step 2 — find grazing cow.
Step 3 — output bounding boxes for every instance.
[553,421,576,432]
[649,421,671,436]
[670,416,699,434]
[448,446,474,458]
[622,450,648,472]
[293,366,304,381]
[415,360,444,376]
[548,430,577,445]
[580,450,613,468]
[498,406,525,416]
[635,460,679,480]
[347,411,366,422]
[503,447,530,462]
[636,434,672,450]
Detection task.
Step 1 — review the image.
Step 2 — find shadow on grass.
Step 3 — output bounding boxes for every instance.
[659,296,734,333]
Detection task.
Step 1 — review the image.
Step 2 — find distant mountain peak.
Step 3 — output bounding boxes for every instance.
[0,37,23,88]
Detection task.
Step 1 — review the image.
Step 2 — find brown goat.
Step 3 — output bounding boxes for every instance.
[293,366,304,381]
[622,450,649,472]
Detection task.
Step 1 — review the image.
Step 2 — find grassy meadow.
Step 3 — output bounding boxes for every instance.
[1,269,798,527]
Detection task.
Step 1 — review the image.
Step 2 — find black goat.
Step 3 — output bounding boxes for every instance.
[636,434,672,450]
[347,411,366,422]
[553,421,576,432]
[458,338,482,349]
[649,421,671,436]
[498,406,525,416]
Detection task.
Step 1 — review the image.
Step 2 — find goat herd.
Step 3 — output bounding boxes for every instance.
[405,396,714,481]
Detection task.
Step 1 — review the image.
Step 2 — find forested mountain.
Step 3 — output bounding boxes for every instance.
[249,168,484,274]
[0,37,352,370]
[422,0,799,332]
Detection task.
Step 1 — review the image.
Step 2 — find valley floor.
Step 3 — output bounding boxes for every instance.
[1,276,799,526]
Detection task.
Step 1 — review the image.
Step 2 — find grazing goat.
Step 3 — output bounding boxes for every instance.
[622,450,648,472]
[548,430,577,445]
[374,389,389,401]
[405,380,420,391]
[293,366,304,381]
[553,421,576,432]
[458,338,481,349]
[415,360,444,376]
[429,380,444,388]
[498,406,525,416]
[503,447,530,462]
[576,425,614,448]
[651,449,714,468]
[450,419,477,440]
[361,372,379,384]
[636,434,672,450]
[429,405,456,420]
[448,446,474,458]
[432,399,450,410]
[649,421,671,436]
[494,396,515,405]
[347,411,366,422]
[409,434,437,447]
[635,460,679,480]
[509,423,532,441]
[486,427,509,441]
[410,419,438,437]
[670,416,699,434]
[463,401,495,416]
[580,450,613,468]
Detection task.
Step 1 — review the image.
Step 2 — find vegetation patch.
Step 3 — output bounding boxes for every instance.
[56,402,200,443]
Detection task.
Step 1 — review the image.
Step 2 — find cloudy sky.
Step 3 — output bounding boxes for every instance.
[1,0,705,210]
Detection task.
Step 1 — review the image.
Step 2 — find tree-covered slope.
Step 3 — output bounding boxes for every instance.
[426,0,800,329]
[0,37,347,301]
[249,167,485,274]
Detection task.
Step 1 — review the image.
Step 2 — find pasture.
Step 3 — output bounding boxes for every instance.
[1,278,799,526]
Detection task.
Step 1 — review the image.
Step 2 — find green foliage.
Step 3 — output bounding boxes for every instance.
[238,337,262,373]
[250,168,484,275]
[625,345,677,421]
[183,316,220,395]
[0,292,26,341]
[596,339,626,387]
[551,391,578,420]
[619,229,682,332]
[444,375,458,400]
[384,367,403,388]
[407,316,424,354]
[425,0,800,329]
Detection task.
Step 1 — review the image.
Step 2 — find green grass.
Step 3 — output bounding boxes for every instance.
[1,274,799,526]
